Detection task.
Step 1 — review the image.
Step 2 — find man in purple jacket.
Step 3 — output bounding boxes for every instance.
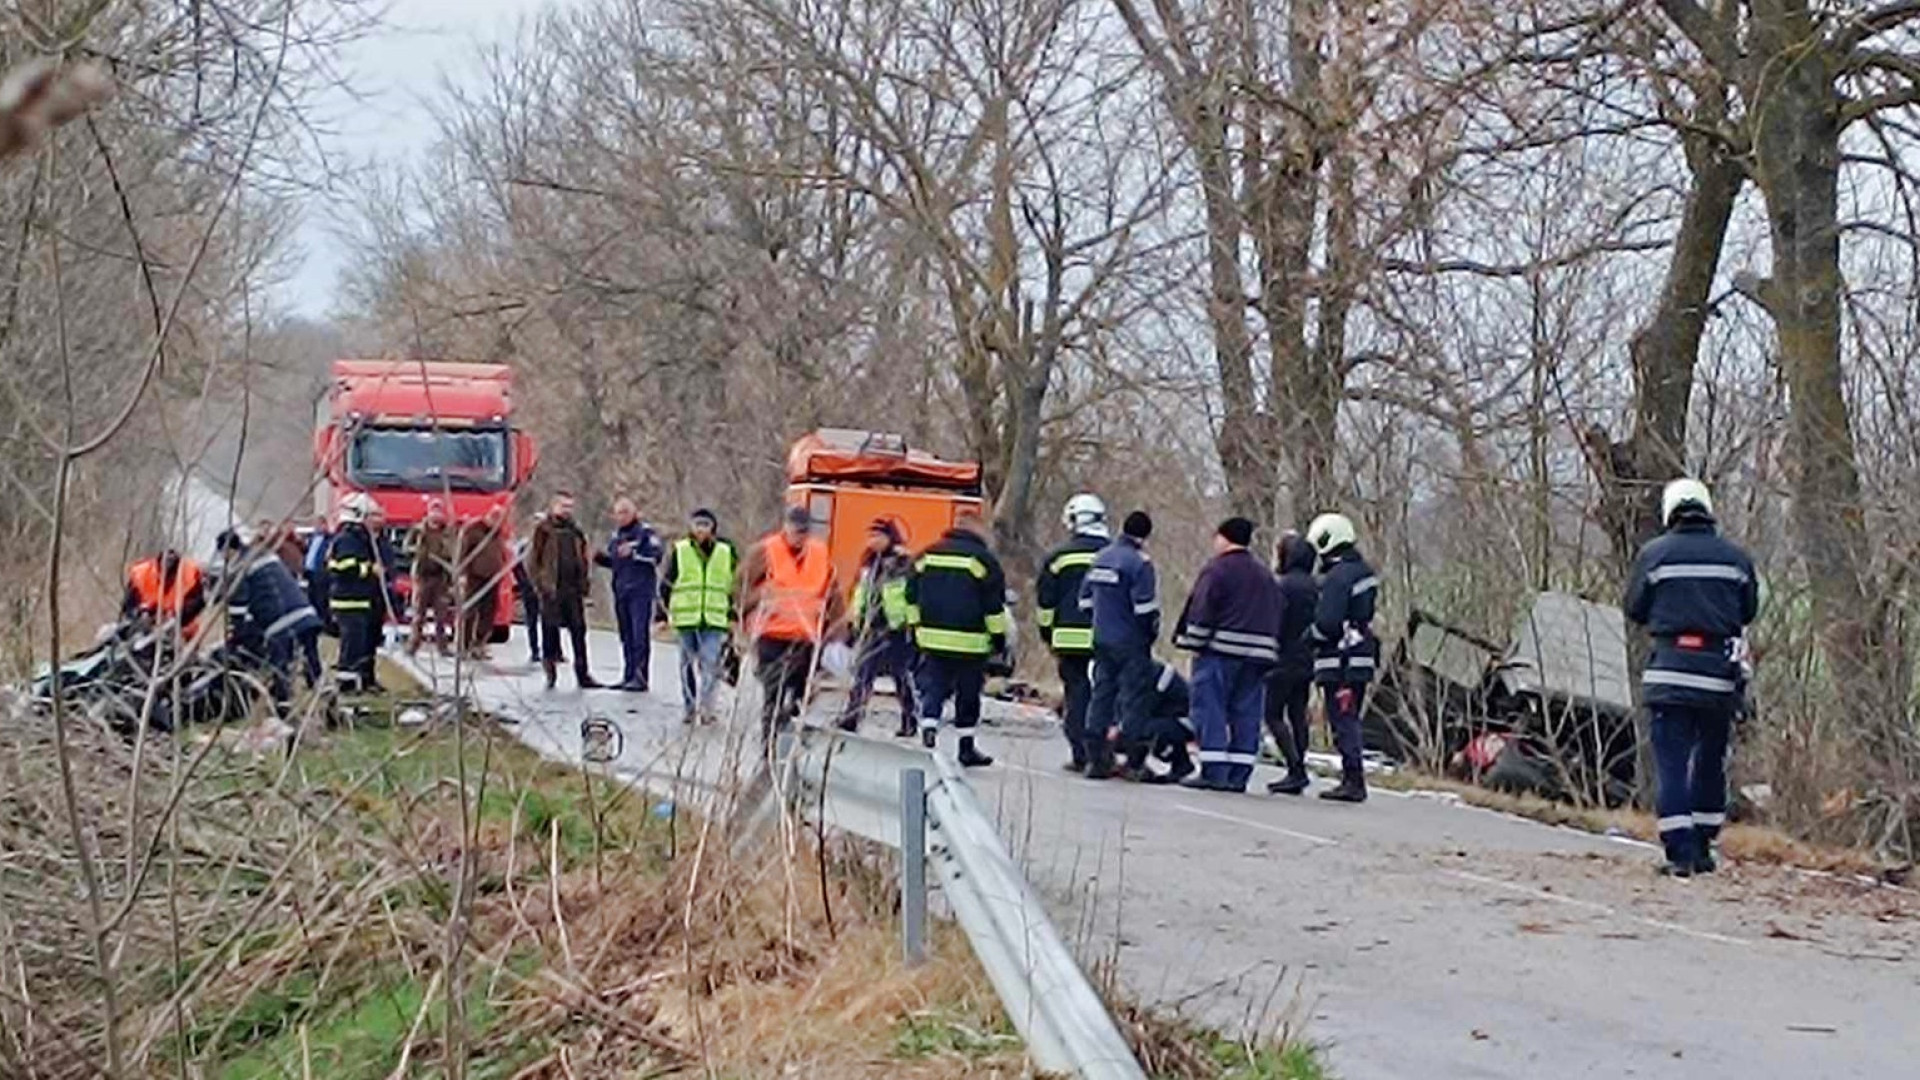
[1174,517,1286,792]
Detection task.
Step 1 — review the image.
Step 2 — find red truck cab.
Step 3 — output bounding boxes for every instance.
[313,360,537,641]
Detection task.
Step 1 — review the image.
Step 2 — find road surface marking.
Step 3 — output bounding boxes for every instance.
[1172,802,1340,847]
[1444,869,1752,947]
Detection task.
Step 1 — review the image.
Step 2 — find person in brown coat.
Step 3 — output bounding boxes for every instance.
[407,499,457,656]
[528,491,601,690]
[458,504,509,659]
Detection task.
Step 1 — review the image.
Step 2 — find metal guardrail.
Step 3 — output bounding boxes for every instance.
[778,728,1146,1080]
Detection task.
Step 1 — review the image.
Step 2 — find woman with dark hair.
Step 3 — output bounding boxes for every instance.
[1265,531,1321,794]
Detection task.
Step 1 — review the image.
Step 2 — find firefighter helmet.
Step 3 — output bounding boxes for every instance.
[1305,513,1357,556]
[1661,478,1713,525]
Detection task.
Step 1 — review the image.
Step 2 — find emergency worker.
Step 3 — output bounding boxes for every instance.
[1036,494,1107,771]
[1081,510,1159,779]
[1306,512,1379,804]
[597,496,664,692]
[905,510,1006,767]
[740,506,844,742]
[1266,532,1321,795]
[326,493,385,694]
[843,518,918,735]
[216,529,321,709]
[123,549,208,639]
[1174,517,1284,793]
[659,508,736,723]
[1625,478,1759,877]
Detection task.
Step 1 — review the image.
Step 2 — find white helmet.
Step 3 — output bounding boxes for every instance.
[338,492,377,525]
[1661,478,1713,526]
[1305,512,1357,556]
[1062,493,1109,535]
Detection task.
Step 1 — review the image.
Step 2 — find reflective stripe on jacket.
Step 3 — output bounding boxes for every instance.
[1624,517,1758,706]
[1036,532,1104,654]
[668,537,735,630]
[1174,548,1285,665]
[1311,547,1379,686]
[906,529,1008,657]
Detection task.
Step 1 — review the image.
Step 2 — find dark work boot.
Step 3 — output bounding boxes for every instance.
[1268,770,1311,796]
[1319,769,1368,803]
[543,661,557,691]
[957,736,993,768]
[921,726,938,750]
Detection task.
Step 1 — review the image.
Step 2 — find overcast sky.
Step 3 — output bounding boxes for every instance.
[274,0,542,320]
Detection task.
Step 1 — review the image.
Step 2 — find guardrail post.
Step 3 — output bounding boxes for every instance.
[900,767,927,967]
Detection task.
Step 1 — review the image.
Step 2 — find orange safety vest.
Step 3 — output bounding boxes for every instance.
[128,557,205,633]
[754,535,832,642]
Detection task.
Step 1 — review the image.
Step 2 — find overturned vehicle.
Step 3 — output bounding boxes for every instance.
[27,622,265,738]
[1363,591,1639,806]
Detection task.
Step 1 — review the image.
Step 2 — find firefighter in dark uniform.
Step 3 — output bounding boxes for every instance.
[906,511,1007,767]
[1625,478,1759,877]
[1081,510,1160,779]
[1306,512,1379,803]
[1036,493,1108,772]
[326,493,386,694]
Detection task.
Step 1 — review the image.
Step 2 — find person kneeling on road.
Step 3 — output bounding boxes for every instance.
[906,510,1006,768]
[1174,517,1284,793]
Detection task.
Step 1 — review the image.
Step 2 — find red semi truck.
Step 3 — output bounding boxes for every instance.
[313,360,537,642]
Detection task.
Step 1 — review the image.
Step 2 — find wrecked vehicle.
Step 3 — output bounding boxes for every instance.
[1364,591,1639,806]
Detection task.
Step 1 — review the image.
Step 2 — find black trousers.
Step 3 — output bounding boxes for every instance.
[1057,654,1093,764]
[918,653,985,731]
[336,611,380,693]
[756,637,815,742]
[540,593,591,684]
[1264,670,1313,776]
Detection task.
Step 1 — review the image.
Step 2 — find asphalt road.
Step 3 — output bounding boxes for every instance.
[393,629,1919,1080]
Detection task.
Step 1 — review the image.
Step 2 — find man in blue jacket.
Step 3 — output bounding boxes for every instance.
[1266,532,1321,795]
[1625,478,1759,877]
[1175,517,1284,792]
[1306,512,1379,803]
[596,496,664,692]
[1080,510,1159,779]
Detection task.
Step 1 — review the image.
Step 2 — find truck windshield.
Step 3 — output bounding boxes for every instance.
[347,427,509,492]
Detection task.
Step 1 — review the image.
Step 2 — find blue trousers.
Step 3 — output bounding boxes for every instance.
[918,653,984,732]
[1192,654,1267,790]
[1088,642,1155,771]
[677,628,726,715]
[844,630,918,729]
[613,589,653,687]
[1650,702,1733,865]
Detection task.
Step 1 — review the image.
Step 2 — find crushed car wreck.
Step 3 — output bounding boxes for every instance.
[1364,591,1640,806]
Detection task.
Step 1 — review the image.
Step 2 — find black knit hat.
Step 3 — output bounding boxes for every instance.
[1217,517,1255,547]
[689,508,717,528]
[1123,510,1153,540]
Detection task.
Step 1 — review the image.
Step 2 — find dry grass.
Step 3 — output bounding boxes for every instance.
[1371,769,1897,879]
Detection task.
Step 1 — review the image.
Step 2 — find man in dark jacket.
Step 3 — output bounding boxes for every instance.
[529,491,602,691]
[843,518,918,735]
[1036,494,1108,771]
[217,529,322,709]
[1080,510,1159,778]
[595,496,663,692]
[907,512,1007,767]
[326,494,385,694]
[1625,478,1759,877]
[1266,532,1321,794]
[1306,512,1379,803]
[1174,517,1284,792]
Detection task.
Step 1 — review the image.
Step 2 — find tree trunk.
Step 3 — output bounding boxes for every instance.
[1192,102,1267,521]
[1587,117,1743,806]
[1745,14,1892,730]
